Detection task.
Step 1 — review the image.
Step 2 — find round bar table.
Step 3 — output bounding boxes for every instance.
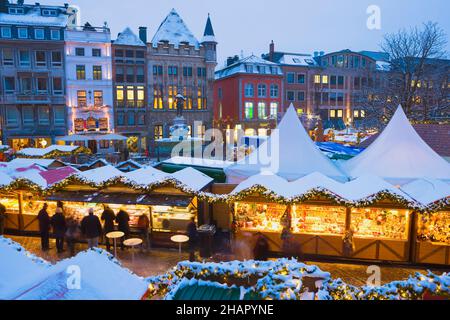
[124,238,143,263]
[170,235,189,257]
[106,231,125,257]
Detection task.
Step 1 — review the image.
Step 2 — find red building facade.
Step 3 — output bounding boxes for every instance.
[214,55,283,136]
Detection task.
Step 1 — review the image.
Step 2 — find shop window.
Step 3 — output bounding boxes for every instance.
[245,102,254,119]
[244,83,254,97]
[270,103,278,117]
[151,205,196,233]
[77,90,87,108]
[292,205,346,235]
[93,66,102,80]
[38,106,50,125]
[54,106,65,126]
[76,65,86,80]
[351,208,410,240]
[35,51,46,67]
[235,202,286,232]
[94,91,103,107]
[22,106,34,126]
[418,212,450,245]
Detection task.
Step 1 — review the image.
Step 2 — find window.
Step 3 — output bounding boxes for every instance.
[153,65,163,75]
[18,27,28,39]
[338,76,344,86]
[53,77,63,95]
[9,7,25,14]
[38,106,50,125]
[115,50,124,57]
[153,86,163,109]
[244,83,254,97]
[297,91,305,101]
[37,78,47,94]
[1,26,11,38]
[51,51,62,67]
[76,65,86,80]
[20,77,32,94]
[330,76,337,85]
[136,51,145,59]
[258,102,266,119]
[22,106,34,126]
[2,48,14,65]
[257,84,266,97]
[54,107,65,126]
[42,9,57,16]
[287,91,295,101]
[116,86,125,107]
[116,67,124,82]
[6,106,20,126]
[197,67,205,77]
[75,48,85,56]
[183,66,193,77]
[154,125,163,140]
[50,29,60,40]
[337,92,344,104]
[125,50,134,58]
[314,75,321,84]
[127,112,135,126]
[322,75,329,84]
[4,77,15,94]
[330,110,336,118]
[35,51,46,67]
[270,84,279,98]
[337,109,343,118]
[168,66,178,76]
[297,108,304,116]
[19,50,30,67]
[126,67,134,82]
[245,102,254,119]
[125,86,135,107]
[287,73,295,84]
[115,113,124,127]
[270,103,278,117]
[93,66,102,80]
[92,48,101,57]
[245,65,253,73]
[77,91,87,107]
[94,91,103,107]
[297,74,305,84]
[34,29,45,40]
[137,112,145,126]
[136,66,145,83]
[137,86,145,107]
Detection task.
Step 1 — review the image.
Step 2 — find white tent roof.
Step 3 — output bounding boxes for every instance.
[171,167,213,191]
[341,106,450,184]
[225,105,348,183]
[401,178,450,206]
[124,166,170,186]
[76,165,124,184]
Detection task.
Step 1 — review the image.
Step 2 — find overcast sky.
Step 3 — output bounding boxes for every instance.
[42,0,450,66]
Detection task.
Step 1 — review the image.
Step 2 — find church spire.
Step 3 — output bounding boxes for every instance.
[201,13,216,43]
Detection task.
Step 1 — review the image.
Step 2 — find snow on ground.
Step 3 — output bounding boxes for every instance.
[0,237,147,300]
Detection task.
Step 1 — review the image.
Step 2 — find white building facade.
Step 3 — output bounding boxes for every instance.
[65,25,114,137]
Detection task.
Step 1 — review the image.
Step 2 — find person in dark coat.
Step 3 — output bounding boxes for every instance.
[137,213,150,251]
[253,233,269,261]
[115,208,130,250]
[37,203,51,251]
[101,205,116,251]
[0,202,6,235]
[65,216,80,256]
[81,208,103,249]
[51,207,67,253]
[186,217,198,262]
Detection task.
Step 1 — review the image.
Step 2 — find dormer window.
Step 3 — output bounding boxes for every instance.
[42,9,57,17]
[34,28,45,40]
[9,8,25,15]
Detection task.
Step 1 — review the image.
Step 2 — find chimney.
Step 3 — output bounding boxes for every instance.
[269,40,275,62]
[139,27,147,44]
[314,51,319,57]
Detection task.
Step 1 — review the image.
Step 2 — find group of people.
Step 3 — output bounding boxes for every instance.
[36,202,150,256]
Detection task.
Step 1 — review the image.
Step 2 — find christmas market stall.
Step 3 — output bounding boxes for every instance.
[44,165,214,246]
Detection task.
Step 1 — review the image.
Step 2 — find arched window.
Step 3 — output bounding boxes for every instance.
[257,84,266,97]
[244,83,254,97]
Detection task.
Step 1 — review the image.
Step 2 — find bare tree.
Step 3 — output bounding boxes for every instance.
[361,22,449,127]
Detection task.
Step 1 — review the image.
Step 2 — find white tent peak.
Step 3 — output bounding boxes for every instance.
[225,104,348,183]
[342,105,450,183]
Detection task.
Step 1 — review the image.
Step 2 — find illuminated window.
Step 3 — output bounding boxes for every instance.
[270,103,278,117]
[94,91,103,107]
[137,86,145,107]
[127,86,135,107]
[197,87,204,109]
[154,125,163,140]
[116,86,124,107]
[245,102,254,119]
[297,109,304,116]
[93,65,102,80]
[314,75,321,84]
[153,86,163,109]
[258,102,266,119]
[76,65,86,80]
[168,86,177,109]
[77,90,87,107]
[330,109,336,118]
[337,109,343,118]
[322,75,329,84]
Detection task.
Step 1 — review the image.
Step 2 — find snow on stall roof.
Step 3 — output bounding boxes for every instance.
[341,106,450,184]
[0,237,52,300]
[0,7,68,27]
[171,167,214,191]
[124,166,170,186]
[0,171,13,186]
[286,172,345,198]
[231,173,290,196]
[8,158,62,169]
[114,27,146,46]
[225,105,348,183]
[401,178,450,206]
[17,145,79,157]
[164,156,235,169]
[151,9,199,49]
[76,165,124,184]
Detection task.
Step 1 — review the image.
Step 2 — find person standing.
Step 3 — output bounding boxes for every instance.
[186,217,198,262]
[137,213,150,251]
[65,216,80,256]
[101,205,116,251]
[51,207,67,253]
[115,208,130,250]
[81,208,103,249]
[37,203,51,251]
[253,233,269,261]
[0,202,6,235]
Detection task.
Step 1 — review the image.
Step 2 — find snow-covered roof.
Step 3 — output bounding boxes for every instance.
[8,158,64,169]
[151,9,199,49]
[341,106,450,184]
[216,55,283,79]
[76,165,124,184]
[16,145,79,157]
[171,167,214,191]
[225,105,348,183]
[278,54,317,66]
[164,156,235,170]
[0,6,69,28]
[124,166,170,186]
[201,14,216,43]
[114,27,146,46]
[401,179,450,206]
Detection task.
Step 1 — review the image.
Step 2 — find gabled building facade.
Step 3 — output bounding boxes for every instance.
[0,1,77,150]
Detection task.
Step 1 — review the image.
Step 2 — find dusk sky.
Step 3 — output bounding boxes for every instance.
[43,0,450,66]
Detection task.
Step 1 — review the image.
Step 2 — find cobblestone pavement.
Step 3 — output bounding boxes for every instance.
[6,236,448,286]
